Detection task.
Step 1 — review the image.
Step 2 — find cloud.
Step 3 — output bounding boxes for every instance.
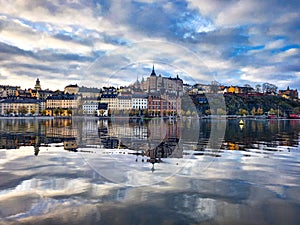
[0,0,300,90]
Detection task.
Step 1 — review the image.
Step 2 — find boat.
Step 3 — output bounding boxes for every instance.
[267,114,277,119]
[289,114,300,119]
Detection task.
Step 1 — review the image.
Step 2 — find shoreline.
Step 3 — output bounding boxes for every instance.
[0,115,298,120]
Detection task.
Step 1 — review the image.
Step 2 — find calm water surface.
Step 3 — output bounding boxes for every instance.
[0,118,300,225]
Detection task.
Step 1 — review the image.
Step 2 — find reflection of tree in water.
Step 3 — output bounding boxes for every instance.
[222,119,300,151]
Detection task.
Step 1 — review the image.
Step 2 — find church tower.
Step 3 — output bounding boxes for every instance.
[150,65,156,76]
[149,65,157,92]
[34,78,41,90]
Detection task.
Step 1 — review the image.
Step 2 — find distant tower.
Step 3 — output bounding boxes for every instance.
[34,78,41,90]
[149,65,157,92]
[150,65,156,76]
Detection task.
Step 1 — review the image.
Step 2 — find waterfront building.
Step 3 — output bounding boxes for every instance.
[97,103,108,116]
[45,94,78,116]
[46,93,79,109]
[82,101,99,115]
[99,93,118,110]
[0,99,40,115]
[148,93,181,116]
[132,93,148,110]
[117,95,132,110]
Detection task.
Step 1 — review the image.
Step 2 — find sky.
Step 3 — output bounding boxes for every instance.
[0,0,300,90]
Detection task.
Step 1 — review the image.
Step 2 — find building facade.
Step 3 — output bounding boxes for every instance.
[82,101,99,115]
[132,93,148,110]
[46,94,79,110]
[0,99,40,115]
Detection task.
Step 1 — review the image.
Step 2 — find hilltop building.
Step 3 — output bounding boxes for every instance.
[279,87,298,101]
[34,78,41,90]
[139,65,183,96]
[64,84,79,95]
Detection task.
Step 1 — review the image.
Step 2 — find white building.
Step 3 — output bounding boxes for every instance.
[117,95,132,110]
[82,101,98,115]
[132,93,148,110]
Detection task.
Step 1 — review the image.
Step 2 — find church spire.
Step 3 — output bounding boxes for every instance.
[150,65,156,76]
[34,78,41,90]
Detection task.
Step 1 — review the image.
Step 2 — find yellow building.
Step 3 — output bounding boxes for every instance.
[46,94,79,109]
[0,99,40,115]
[99,93,118,110]
[45,94,78,116]
[227,86,240,93]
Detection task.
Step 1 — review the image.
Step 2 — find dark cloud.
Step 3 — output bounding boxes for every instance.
[0,43,34,57]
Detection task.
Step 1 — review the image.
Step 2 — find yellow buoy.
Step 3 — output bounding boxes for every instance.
[239,119,244,125]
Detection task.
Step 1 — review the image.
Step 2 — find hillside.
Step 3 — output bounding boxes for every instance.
[185,93,300,116]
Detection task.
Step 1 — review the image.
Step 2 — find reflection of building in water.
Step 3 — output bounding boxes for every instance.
[45,119,77,138]
[96,118,183,160]
[146,119,182,160]
[0,119,79,153]
[0,119,46,149]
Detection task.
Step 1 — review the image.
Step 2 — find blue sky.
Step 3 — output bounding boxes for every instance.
[0,0,300,90]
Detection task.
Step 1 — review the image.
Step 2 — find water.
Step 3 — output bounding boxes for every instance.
[0,118,300,225]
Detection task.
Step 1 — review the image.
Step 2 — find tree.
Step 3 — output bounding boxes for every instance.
[238,108,248,116]
[255,84,261,93]
[54,108,60,116]
[163,110,167,116]
[257,108,264,115]
[67,109,72,116]
[41,109,47,116]
[262,83,278,94]
[108,109,112,116]
[293,106,300,114]
[19,106,28,115]
[268,108,276,115]
[185,110,191,116]
[99,109,104,116]
[143,109,148,116]
[149,110,153,116]
[251,107,256,116]
[30,110,35,115]
[217,108,226,115]
[205,109,211,115]
[210,80,221,93]
[5,109,13,115]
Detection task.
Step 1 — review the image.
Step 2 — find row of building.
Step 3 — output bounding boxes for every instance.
[0,66,183,116]
[1,66,298,116]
